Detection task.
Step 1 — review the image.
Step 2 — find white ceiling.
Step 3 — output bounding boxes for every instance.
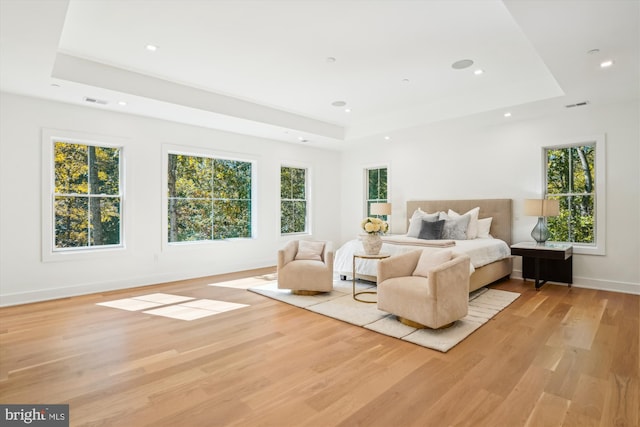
[1,0,638,149]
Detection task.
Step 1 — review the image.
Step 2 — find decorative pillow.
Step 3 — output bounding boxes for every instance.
[418,219,444,240]
[295,240,325,261]
[407,209,439,238]
[447,207,480,239]
[477,217,493,238]
[412,249,453,278]
[439,212,470,240]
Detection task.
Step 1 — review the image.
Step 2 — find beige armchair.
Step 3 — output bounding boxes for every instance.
[377,250,470,329]
[277,240,334,295]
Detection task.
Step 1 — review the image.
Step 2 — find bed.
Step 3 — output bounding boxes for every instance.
[335,199,513,292]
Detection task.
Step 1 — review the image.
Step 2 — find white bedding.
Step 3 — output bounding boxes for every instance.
[334,236,511,279]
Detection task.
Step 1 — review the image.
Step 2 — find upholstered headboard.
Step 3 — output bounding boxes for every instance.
[406,199,512,245]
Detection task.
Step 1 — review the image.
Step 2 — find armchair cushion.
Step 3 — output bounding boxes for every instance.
[377,250,422,284]
[412,249,453,278]
[295,240,325,261]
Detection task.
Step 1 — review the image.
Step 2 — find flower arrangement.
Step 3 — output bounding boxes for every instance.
[361,217,389,235]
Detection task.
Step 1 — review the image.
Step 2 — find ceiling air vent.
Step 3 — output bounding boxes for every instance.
[84,96,108,105]
[565,101,589,108]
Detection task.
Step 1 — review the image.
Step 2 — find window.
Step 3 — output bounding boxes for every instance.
[544,135,605,255]
[280,166,308,234]
[52,141,122,250]
[167,153,253,242]
[365,166,388,219]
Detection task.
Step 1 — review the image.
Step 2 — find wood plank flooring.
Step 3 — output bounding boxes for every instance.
[1,269,638,427]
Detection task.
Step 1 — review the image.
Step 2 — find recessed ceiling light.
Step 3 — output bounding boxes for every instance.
[452,59,474,70]
[402,78,410,83]
[474,69,484,75]
[504,112,512,118]
[600,60,614,68]
[331,101,347,107]
[384,136,391,140]
[50,83,60,88]
[145,44,158,52]
[587,48,600,55]
[344,108,351,113]
[118,101,127,106]
[326,57,336,63]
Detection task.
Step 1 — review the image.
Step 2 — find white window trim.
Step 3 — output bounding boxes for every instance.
[161,144,258,251]
[542,134,606,256]
[41,128,128,262]
[279,162,312,237]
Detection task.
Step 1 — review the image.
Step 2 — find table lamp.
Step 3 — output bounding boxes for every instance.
[370,202,391,232]
[370,202,391,218]
[524,199,559,244]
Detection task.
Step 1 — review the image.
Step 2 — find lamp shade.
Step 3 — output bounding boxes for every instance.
[524,199,559,217]
[370,202,392,216]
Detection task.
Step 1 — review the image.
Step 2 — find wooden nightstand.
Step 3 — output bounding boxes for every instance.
[510,242,573,290]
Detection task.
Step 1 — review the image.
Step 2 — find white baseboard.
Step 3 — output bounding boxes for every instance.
[0,261,276,307]
[510,269,640,295]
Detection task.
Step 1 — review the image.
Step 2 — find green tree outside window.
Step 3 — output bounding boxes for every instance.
[366,167,388,220]
[545,144,595,244]
[168,154,252,242]
[54,141,121,248]
[281,166,307,234]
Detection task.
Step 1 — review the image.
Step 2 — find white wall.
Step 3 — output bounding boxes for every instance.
[1,93,638,305]
[0,93,342,305]
[340,101,640,294]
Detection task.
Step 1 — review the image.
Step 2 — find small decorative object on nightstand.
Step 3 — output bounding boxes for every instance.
[510,242,573,290]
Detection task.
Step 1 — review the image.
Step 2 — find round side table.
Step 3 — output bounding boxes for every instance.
[352,252,390,303]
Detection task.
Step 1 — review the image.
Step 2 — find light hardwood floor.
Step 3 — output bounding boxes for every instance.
[1,269,638,427]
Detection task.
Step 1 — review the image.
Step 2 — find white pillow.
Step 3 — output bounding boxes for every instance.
[477,217,493,238]
[407,209,439,237]
[412,249,453,278]
[448,207,480,239]
[295,240,325,261]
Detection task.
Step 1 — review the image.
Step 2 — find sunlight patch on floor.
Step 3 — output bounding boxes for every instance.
[97,293,248,320]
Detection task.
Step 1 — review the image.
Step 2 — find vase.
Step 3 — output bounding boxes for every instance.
[531,216,550,244]
[361,233,383,255]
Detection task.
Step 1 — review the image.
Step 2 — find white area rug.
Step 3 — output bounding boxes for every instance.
[207,274,278,289]
[248,281,520,352]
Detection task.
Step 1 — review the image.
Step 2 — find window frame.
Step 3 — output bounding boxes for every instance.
[280,164,310,236]
[41,128,127,262]
[542,134,606,256]
[162,144,257,249]
[364,165,389,219]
